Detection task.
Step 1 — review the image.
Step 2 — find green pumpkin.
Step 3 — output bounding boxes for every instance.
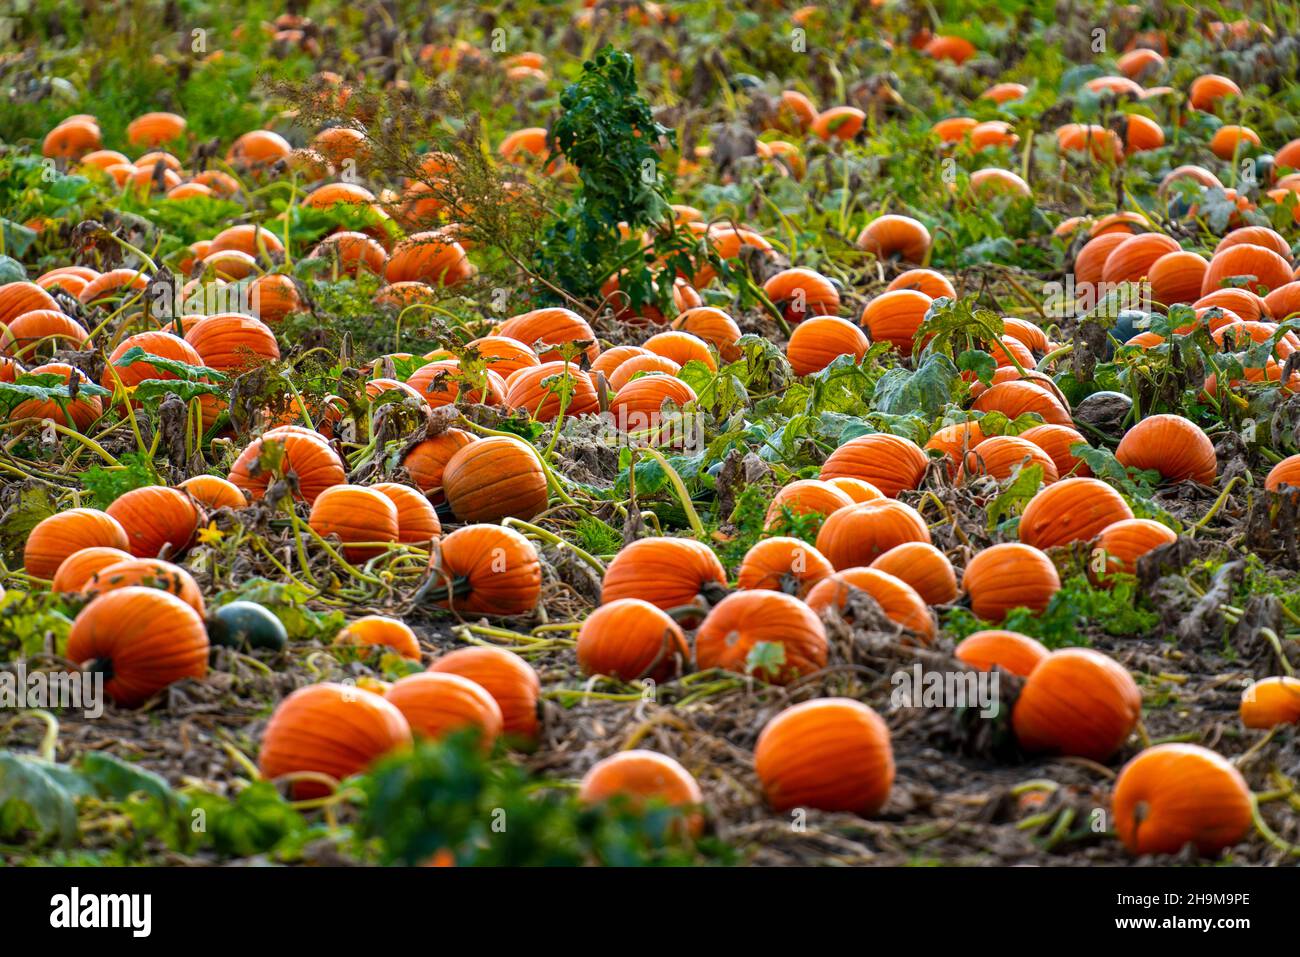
[208,601,288,651]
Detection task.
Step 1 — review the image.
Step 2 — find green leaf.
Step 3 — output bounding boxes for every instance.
[0,752,91,846]
[986,463,1044,531]
[873,352,960,417]
[111,346,227,382]
[81,452,160,510]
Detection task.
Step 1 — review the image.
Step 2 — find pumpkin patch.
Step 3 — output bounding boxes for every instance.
[2,1,1298,875]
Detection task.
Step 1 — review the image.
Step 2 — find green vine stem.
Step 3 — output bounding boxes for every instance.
[629,446,706,538]
[502,517,606,573]
[1189,476,1242,535]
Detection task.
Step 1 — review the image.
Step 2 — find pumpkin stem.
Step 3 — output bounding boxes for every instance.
[1251,796,1300,857]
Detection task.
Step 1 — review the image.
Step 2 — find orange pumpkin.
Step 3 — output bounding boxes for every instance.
[1264,453,1300,493]
[183,313,280,372]
[1011,648,1141,761]
[441,436,548,523]
[1202,244,1294,297]
[755,698,894,815]
[869,541,957,605]
[670,308,742,362]
[495,307,599,364]
[762,268,841,324]
[888,268,956,299]
[24,509,131,580]
[694,590,828,683]
[336,615,421,660]
[384,672,503,748]
[1239,675,1300,729]
[954,630,1048,676]
[428,647,542,743]
[66,587,209,707]
[577,598,690,683]
[962,542,1061,620]
[860,289,932,353]
[1019,424,1091,478]
[805,567,934,640]
[427,524,541,616]
[10,362,103,430]
[504,361,599,420]
[578,751,703,834]
[971,380,1072,427]
[1092,518,1178,580]
[764,479,853,530]
[308,485,399,561]
[464,335,540,379]
[402,429,477,498]
[178,474,248,511]
[371,482,441,545]
[50,546,133,593]
[227,426,345,504]
[1019,478,1134,549]
[819,433,929,497]
[1112,744,1252,856]
[1,309,89,358]
[600,537,727,614]
[1101,232,1180,285]
[105,486,204,559]
[258,683,412,799]
[786,316,869,375]
[1115,414,1216,485]
[735,537,834,598]
[959,435,1059,484]
[608,375,697,431]
[815,499,930,570]
[81,558,205,614]
[605,353,681,392]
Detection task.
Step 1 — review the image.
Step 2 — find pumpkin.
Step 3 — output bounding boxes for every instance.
[384,232,471,286]
[50,546,133,593]
[1263,282,1300,322]
[605,353,681,392]
[1001,317,1050,355]
[762,268,840,324]
[428,647,542,743]
[815,499,930,570]
[642,330,716,371]
[1,309,88,358]
[962,542,1061,620]
[600,537,727,614]
[694,590,827,683]
[736,537,834,598]
[1239,675,1300,728]
[25,509,130,580]
[336,615,421,660]
[578,750,703,834]
[577,598,690,683]
[250,273,303,323]
[1190,72,1242,109]
[1019,478,1134,549]
[105,486,203,560]
[104,331,204,391]
[959,435,1059,484]
[178,474,248,511]
[786,315,870,375]
[670,307,742,362]
[1115,414,1216,485]
[812,106,865,141]
[755,698,894,815]
[972,380,1072,427]
[1142,250,1206,307]
[42,118,102,159]
[860,288,932,353]
[1202,244,1294,297]
[427,524,541,616]
[66,587,209,707]
[1019,424,1091,478]
[10,362,103,430]
[764,479,853,530]
[805,567,934,640]
[127,111,186,147]
[183,313,280,372]
[495,307,599,363]
[372,482,441,545]
[954,630,1048,676]
[590,345,651,382]
[932,116,977,143]
[384,672,503,748]
[609,374,697,431]
[308,485,399,561]
[258,683,412,799]
[1112,744,1253,856]
[227,129,293,168]
[0,282,59,326]
[1101,232,1180,285]
[925,421,985,475]
[406,360,507,408]
[970,120,1019,150]
[442,436,548,523]
[1209,125,1260,160]
[1215,226,1291,263]
[504,361,599,420]
[310,231,387,276]
[464,335,540,379]
[869,542,957,605]
[81,558,205,614]
[402,428,477,498]
[888,268,956,299]
[1092,518,1178,580]
[968,167,1032,197]
[1011,647,1141,761]
[1056,123,1123,161]
[207,601,287,651]
[1124,114,1165,153]
[227,426,345,504]
[1073,232,1129,292]
[819,432,929,497]
[824,476,884,502]
[1264,453,1300,493]
[209,224,286,260]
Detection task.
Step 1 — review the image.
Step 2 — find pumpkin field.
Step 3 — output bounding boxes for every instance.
[2,0,1300,871]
